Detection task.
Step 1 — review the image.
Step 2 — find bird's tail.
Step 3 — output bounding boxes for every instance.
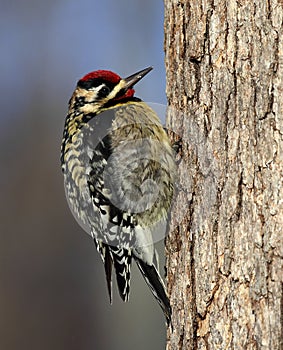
[94,238,171,324]
[134,256,171,325]
[111,246,132,302]
[93,238,132,303]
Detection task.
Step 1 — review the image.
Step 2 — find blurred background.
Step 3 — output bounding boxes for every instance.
[0,0,167,349]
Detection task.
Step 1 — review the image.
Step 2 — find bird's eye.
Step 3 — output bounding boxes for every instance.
[98,85,110,98]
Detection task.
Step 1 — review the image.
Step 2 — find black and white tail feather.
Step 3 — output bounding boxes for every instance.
[93,234,171,325]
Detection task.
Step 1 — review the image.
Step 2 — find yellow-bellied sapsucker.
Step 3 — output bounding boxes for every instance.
[61,67,176,324]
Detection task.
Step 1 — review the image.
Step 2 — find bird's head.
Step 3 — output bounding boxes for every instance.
[71,67,153,115]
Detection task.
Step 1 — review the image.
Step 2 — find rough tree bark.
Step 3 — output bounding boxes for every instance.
[164,1,283,349]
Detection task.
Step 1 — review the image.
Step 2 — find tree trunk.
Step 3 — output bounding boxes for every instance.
[164,1,283,349]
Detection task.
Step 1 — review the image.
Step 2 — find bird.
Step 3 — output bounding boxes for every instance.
[61,67,176,324]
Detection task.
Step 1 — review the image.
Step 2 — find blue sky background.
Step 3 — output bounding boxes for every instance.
[0,1,168,349]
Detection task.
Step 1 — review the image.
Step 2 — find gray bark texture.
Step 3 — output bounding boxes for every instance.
[164,1,283,349]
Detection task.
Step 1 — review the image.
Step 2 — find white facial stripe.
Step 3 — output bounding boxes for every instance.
[106,80,127,100]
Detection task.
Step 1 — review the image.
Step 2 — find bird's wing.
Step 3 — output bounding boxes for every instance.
[86,120,135,302]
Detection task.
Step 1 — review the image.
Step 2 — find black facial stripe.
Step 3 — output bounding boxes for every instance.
[104,96,142,109]
[77,78,116,91]
[98,85,110,98]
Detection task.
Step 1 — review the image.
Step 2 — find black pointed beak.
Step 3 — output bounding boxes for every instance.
[123,67,153,90]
